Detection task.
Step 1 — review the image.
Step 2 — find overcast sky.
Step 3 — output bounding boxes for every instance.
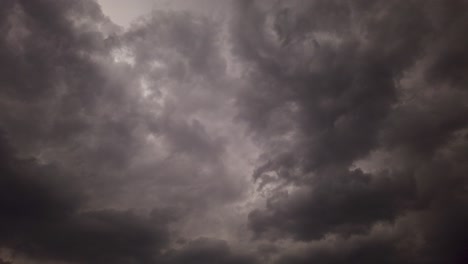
[1,1,468,263]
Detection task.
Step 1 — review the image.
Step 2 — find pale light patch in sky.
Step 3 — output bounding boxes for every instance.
[111,47,135,66]
[98,0,231,28]
[351,150,397,174]
[97,0,156,27]
[139,77,152,98]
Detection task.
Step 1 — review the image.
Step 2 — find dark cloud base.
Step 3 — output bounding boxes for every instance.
[1,0,468,263]
[235,1,468,263]
[0,132,256,263]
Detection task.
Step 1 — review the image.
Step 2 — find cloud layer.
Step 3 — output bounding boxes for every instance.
[0,0,467,263]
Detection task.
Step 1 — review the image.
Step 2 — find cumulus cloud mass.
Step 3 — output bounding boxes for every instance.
[1,0,468,263]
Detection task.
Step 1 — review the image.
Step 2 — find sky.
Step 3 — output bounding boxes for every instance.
[0,0,468,263]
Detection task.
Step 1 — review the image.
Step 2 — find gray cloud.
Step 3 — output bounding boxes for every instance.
[1,0,468,263]
[249,168,416,240]
[162,237,258,264]
[0,131,168,263]
[231,0,468,263]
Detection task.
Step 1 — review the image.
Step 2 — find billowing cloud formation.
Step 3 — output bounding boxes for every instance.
[0,0,467,263]
[0,130,169,263]
[233,0,468,263]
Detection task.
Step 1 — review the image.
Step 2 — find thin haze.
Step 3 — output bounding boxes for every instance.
[0,1,468,263]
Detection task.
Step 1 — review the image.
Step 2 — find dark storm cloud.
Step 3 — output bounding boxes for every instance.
[0,0,247,263]
[0,121,252,263]
[0,131,168,263]
[162,237,258,264]
[0,132,255,263]
[0,128,254,264]
[249,168,416,240]
[233,0,430,171]
[0,259,11,264]
[0,0,116,152]
[275,234,403,264]
[0,0,259,263]
[0,0,241,211]
[231,0,468,263]
[2,0,468,263]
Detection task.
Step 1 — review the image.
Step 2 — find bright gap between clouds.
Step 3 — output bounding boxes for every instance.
[97,0,156,27]
[97,0,229,28]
